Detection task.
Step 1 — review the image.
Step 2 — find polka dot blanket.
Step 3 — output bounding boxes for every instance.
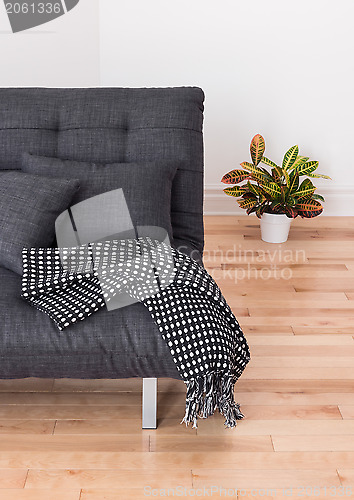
[21,237,251,428]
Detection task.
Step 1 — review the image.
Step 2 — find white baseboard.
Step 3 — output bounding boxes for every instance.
[204,184,354,216]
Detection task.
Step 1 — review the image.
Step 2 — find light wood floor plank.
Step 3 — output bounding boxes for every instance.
[196,418,354,436]
[217,246,354,260]
[191,468,341,489]
[241,317,354,327]
[81,489,161,500]
[293,327,354,335]
[215,268,354,279]
[0,490,80,500]
[242,325,293,335]
[249,308,354,317]
[0,435,149,452]
[242,367,354,379]
[235,379,354,392]
[80,488,342,499]
[337,470,354,487]
[338,406,354,419]
[222,263,348,271]
[230,299,354,309]
[239,405,341,420]
[0,469,28,488]
[219,282,296,293]
[24,469,193,489]
[248,356,354,368]
[227,489,346,500]
[232,392,354,405]
[231,292,348,301]
[248,345,354,356]
[273,435,354,451]
[149,435,273,452]
[246,335,354,345]
[0,420,55,434]
[293,278,354,292]
[0,452,354,470]
[1,451,354,471]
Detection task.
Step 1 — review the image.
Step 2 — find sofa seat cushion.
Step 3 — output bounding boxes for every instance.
[0,266,180,379]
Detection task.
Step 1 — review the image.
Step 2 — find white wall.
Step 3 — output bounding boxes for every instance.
[99,0,354,215]
[0,0,352,214]
[0,0,100,87]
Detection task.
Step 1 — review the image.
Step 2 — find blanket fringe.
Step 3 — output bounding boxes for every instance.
[180,372,245,429]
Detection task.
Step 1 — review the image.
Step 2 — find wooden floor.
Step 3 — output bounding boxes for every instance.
[0,215,354,499]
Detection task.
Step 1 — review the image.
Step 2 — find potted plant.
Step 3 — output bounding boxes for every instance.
[221,134,331,243]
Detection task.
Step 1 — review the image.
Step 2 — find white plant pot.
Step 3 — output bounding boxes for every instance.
[260,213,292,243]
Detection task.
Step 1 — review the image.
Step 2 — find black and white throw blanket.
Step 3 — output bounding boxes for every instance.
[21,237,251,428]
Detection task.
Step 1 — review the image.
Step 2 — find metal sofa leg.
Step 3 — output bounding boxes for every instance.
[142,377,157,429]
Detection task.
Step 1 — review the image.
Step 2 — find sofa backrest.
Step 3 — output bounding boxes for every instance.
[0,87,205,256]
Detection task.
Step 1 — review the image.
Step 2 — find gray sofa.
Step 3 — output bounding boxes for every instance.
[0,87,205,384]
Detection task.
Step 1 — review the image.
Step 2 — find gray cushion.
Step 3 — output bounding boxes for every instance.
[21,154,178,244]
[0,171,80,275]
[0,266,180,379]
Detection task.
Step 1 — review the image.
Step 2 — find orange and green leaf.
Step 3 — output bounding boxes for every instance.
[223,186,246,198]
[298,207,323,218]
[250,134,265,166]
[221,169,249,184]
[295,199,323,212]
[237,197,258,210]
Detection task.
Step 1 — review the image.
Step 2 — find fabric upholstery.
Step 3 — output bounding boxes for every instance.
[0,86,204,380]
[0,171,79,275]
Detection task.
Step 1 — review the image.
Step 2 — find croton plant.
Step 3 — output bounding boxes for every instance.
[221,134,331,219]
